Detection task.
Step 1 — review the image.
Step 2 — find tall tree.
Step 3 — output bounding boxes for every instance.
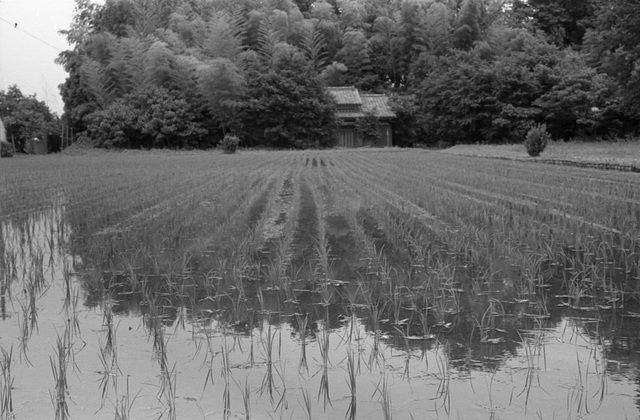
[133,0,176,36]
[169,12,207,48]
[298,21,329,73]
[198,58,247,134]
[416,32,567,145]
[202,13,245,61]
[335,30,377,89]
[336,0,367,31]
[136,87,207,147]
[512,0,595,47]
[534,51,616,139]
[144,41,181,89]
[309,1,338,21]
[59,0,103,47]
[399,1,429,63]
[453,0,483,50]
[584,0,640,123]
[239,56,337,148]
[95,0,138,37]
[368,16,406,87]
[424,2,452,55]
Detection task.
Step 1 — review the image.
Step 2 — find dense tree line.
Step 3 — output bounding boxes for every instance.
[56,0,640,149]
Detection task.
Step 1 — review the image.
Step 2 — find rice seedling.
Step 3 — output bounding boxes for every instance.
[238,377,251,420]
[50,331,70,420]
[297,314,309,374]
[393,325,412,380]
[0,346,14,420]
[96,336,118,403]
[259,323,277,404]
[199,323,217,397]
[156,331,177,420]
[362,301,383,371]
[17,299,32,366]
[374,372,392,420]
[114,375,139,420]
[434,340,451,415]
[274,364,289,413]
[316,322,332,411]
[345,350,357,420]
[221,333,232,420]
[301,386,312,420]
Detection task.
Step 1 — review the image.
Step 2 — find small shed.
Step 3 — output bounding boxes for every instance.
[327,87,396,147]
[0,118,6,143]
[24,135,48,154]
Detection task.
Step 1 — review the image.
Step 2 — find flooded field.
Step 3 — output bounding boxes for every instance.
[2,149,640,419]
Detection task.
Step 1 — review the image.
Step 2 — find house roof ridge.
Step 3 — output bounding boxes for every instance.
[327,86,357,90]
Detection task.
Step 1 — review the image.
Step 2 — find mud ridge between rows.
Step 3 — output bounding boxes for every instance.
[286,181,318,282]
[261,176,295,242]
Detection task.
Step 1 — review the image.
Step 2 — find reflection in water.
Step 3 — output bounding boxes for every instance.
[1,195,76,366]
[64,221,640,418]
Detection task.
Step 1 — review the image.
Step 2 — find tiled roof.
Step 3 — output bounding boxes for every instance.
[330,92,396,119]
[327,86,363,105]
[361,94,396,118]
[328,87,396,119]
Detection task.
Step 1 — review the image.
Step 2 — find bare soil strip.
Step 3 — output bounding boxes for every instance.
[314,179,364,286]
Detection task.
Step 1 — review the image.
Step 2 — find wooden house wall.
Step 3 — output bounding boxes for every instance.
[336,122,392,148]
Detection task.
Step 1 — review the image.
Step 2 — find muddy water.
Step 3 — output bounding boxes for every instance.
[2,183,640,418]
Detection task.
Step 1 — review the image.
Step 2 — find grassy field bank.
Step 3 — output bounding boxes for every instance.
[444,140,640,171]
[1,149,640,419]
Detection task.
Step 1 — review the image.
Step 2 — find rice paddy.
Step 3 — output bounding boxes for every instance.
[1,149,640,419]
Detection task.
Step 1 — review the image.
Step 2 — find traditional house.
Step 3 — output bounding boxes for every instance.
[327,87,396,147]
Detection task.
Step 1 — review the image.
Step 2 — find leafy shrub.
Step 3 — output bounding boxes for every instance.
[0,141,14,157]
[524,124,551,157]
[219,134,240,154]
[84,88,208,149]
[355,110,382,146]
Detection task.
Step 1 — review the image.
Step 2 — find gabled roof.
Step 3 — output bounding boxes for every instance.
[327,87,396,120]
[327,86,362,105]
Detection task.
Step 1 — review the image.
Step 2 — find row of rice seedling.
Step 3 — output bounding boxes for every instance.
[331,151,639,295]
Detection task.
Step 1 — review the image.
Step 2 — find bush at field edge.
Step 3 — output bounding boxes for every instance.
[219,134,240,154]
[1,141,14,157]
[524,124,551,157]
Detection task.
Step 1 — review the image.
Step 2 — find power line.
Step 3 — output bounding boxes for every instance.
[0,16,65,52]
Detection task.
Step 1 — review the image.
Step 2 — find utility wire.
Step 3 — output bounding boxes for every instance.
[0,16,65,52]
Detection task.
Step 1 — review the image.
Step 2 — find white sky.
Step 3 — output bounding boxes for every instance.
[0,0,77,115]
